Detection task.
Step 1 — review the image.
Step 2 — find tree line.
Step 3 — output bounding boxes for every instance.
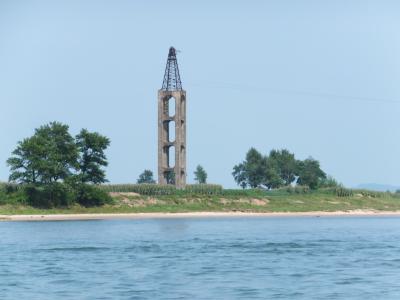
[4,121,334,208]
[233,148,328,190]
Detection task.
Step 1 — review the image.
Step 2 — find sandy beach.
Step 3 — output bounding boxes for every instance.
[1,210,400,221]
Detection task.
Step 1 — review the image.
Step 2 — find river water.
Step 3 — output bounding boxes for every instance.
[1,216,400,299]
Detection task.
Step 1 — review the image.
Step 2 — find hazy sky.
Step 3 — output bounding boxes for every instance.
[0,0,399,187]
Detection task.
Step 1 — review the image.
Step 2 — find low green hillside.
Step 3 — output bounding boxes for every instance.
[1,184,400,215]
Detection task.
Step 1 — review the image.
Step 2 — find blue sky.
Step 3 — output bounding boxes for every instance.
[0,0,399,187]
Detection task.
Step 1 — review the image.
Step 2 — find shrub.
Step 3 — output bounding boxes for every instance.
[76,184,113,207]
[24,183,75,208]
[0,182,21,194]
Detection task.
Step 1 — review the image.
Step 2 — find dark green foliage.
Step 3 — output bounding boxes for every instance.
[7,122,78,184]
[269,149,298,185]
[5,122,112,208]
[137,170,156,184]
[233,148,328,190]
[75,184,113,207]
[243,148,266,188]
[232,148,266,188]
[24,183,75,208]
[232,163,247,189]
[6,136,42,184]
[0,182,21,194]
[194,165,207,184]
[297,158,326,189]
[76,129,110,184]
[263,157,284,189]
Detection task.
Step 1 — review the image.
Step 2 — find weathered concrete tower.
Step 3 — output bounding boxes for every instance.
[158,47,186,188]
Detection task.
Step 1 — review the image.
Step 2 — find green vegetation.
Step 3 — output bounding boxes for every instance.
[137,170,156,184]
[194,165,207,184]
[99,183,223,195]
[1,122,398,215]
[233,148,328,190]
[5,122,111,208]
[1,185,400,215]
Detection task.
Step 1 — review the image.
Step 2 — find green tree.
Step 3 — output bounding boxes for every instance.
[137,170,156,184]
[262,157,284,189]
[194,165,207,184]
[232,148,267,188]
[75,129,110,184]
[7,122,78,184]
[269,149,298,185]
[244,148,266,188]
[232,163,247,189]
[297,157,326,189]
[7,135,42,184]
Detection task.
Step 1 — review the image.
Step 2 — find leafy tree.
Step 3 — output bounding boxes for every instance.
[269,149,298,185]
[137,170,156,184]
[194,165,207,184]
[232,148,267,188]
[7,122,78,184]
[297,157,326,189]
[76,129,110,184]
[232,163,247,189]
[7,136,42,184]
[6,122,112,208]
[262,157,284,189]
[243,148,266,188]
[233,147,328,190]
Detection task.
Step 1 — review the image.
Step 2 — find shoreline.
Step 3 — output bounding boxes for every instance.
[1,210,400,221]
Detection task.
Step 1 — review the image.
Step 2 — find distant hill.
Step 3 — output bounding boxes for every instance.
[355,183,400,192]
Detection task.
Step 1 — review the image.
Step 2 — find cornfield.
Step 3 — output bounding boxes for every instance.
[185,184,223,195]
[99,184,177,195]
[99,184,224,196]
[335,187,354,197]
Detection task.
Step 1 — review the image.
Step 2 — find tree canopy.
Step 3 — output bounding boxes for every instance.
[7,122,78,184]
[137,170,156,184]
[194,165,207,184]
[76,129,110,184]
[233,148,327,190]
[7,122,110,185]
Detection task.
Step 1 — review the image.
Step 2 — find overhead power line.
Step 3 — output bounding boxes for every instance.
[186,81,400,105]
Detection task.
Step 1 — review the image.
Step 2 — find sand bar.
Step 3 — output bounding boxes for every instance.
[1,210,400,221]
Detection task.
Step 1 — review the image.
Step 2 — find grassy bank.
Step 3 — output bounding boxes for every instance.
[1,186,400,215]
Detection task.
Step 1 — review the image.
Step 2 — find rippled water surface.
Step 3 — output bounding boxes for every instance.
[1,216,400,299]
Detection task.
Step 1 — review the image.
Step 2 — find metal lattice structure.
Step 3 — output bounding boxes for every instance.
[158,47,186,188]
[161,47,182,91]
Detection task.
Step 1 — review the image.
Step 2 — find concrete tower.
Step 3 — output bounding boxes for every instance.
[158,47,186,188]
